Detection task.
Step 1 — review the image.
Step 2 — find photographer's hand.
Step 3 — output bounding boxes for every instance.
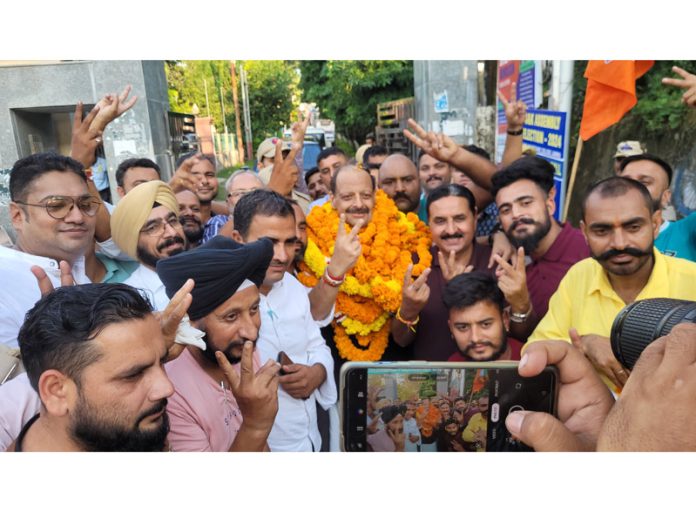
[505,340,614,451]
[598,323,696,451]
[570,329,629,388]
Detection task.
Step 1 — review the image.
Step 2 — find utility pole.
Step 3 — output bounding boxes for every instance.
[230,61,245,162]
[240,64,253,162]
[203,79,211,118]
[218,84,228,134]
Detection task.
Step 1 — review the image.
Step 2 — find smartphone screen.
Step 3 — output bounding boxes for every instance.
[341,363,557,452]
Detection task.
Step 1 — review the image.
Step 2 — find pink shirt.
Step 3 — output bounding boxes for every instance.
[165,347,259,452]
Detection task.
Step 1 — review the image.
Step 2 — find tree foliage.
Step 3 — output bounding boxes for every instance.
[165,60,299,149]
[298,60,414,146]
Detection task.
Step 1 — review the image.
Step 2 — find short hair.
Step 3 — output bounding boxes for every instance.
[233,189,295,238]
[426,183,476,218]
[304,166,320,186]
[330,165,375,195]
[619,153,673,186]
[442,271,505,313]
[10,152,86,202]
[463,144,491,162]
[224,170,263,193]
[581,176,654,220]
[490,156,556,198]
[175,151,216,169]
[316,147,346,167]
[363,145,388,165]
[115,158,161,188]
[18,283,153,393]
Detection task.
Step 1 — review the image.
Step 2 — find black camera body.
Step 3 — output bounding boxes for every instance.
[611,298,696,370]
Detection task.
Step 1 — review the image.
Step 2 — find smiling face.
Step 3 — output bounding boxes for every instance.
[190,158,218,203]
[331,167,375,227]
[418,154,451,193]
[11,170,96,264]
[136,206,187,269]
[428,195,476,258]
[175,190,203,245]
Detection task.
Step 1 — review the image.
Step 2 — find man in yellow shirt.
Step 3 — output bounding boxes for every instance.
[529,177,696,392]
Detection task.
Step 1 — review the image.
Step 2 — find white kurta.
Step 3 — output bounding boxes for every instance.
[0,246,90,348]
[258,272,336,452]
[124,264,169,312]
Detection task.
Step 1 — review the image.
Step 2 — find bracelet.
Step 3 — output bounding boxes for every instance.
[510,303,533,323]
[396,307,419,332]
[322,268,345,287]
[507,128,523,136]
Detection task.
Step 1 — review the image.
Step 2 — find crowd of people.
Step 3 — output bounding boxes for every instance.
[1,64,696,452]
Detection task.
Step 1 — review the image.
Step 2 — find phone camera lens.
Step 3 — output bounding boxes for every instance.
[357,408,364,415]
[514,383,522,390]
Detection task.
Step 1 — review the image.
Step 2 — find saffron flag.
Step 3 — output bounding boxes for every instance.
[579,60,654,141]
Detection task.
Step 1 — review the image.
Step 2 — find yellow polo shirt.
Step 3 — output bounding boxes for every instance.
[528,249,696,391]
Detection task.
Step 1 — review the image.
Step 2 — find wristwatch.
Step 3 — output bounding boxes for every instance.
[510,304,532,323]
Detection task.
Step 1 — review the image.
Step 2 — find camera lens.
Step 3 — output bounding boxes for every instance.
[611,298,696,370]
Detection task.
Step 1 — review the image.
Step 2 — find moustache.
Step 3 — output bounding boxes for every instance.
[157,236,185,251]
[440,233,464,240]
[392,192,412,202]
[136,398,168,424]
[510,218,537,231]
[426,175,442,183]
[595,247,652,261]
[180,215,201,226]
[465,340,495,351]
[346,206,370,215]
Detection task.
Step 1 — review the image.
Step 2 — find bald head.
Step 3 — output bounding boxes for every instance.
[378,154,421,214]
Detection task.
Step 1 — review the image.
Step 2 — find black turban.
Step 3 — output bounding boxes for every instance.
[380,405,404,424]
[156,235,273,321]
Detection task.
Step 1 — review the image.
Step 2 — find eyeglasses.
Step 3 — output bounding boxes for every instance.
[15,195,101,220]
[140,216,182,237]
[227,188,258,199]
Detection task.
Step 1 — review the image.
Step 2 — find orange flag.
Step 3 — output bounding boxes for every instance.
[579,60,654,141]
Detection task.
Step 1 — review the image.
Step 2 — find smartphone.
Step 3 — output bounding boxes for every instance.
[277,351,294,376]
[340,361,558,452]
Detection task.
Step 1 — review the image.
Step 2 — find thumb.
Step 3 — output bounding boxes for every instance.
[569,328,582,349]
[505,410,584,451]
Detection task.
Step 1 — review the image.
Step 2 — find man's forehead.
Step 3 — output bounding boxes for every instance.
[211,285,260,314]
[191,160,215,173]
[176,190,199,204]
[419,154,446,168]
[319,154,344,168]
[90,315,163,368]
[26,170,88,198]
[585,189,651,221]
[336,170,373,190]
[147,204,178,222]
[623,160,668,181]
[496,178,543,199]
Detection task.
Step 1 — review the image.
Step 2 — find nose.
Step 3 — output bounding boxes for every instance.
[611,228,627,250]
[163,220,178,238]
[274,243,289,264]
[151,367,175,401]
[471,324,484,342]
[238,312,260,342]
[445,218,456,233]
[395,179,406,192]
[63,200,86,224]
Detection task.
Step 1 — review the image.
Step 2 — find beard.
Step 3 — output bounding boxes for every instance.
[180,216,203,245]
[70,394,169,452]
[458,333,509,362]
[391,191,420,214]
[137,236,186,268]
[294,242,306,266]
[505,213,552,254]
[199,332,254,366]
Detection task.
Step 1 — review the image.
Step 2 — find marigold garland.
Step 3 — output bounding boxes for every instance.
[298,190,431,361]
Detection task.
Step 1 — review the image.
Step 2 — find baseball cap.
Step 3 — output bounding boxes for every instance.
[614,141,646,158]
[256,137,293,162]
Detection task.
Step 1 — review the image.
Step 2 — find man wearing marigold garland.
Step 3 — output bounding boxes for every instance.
[297,166,432,378]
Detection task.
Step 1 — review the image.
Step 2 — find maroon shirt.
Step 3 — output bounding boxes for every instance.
[412,243,495,361]
[526,222,589,320]
[448,337,524,362]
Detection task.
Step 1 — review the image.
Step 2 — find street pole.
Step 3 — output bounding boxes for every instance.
[219,85,228,134]
[230,61,245,163]
[204,79,211,118]
[240,64,253,162]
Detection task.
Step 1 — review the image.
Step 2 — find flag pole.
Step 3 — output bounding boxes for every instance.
[562,137,584,222]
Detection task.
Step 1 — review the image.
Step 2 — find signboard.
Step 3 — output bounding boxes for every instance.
[434,91,449,113]
[495,60,542,162]
[521,108,569,221]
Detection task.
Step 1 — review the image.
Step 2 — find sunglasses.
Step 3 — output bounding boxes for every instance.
[15,195,100,220]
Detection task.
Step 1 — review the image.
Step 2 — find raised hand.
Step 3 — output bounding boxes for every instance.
[494,246,531,315]
[437,249,473,282]
[91,84,138,132]
[488,230,515,269]
[498,82,527,131]
[662,65,696,108]
[70,102,102,168]
[158,278,194,362]
[216,340,280,434]
[328,214,362,277]
[168,153,205,193]
[570,328,628,389]
[290,109,311,146]
[267,138,301,196]
[403,118,459,163]
[30,261,75,296]
[387,425,405,451]
[400,263,432,321]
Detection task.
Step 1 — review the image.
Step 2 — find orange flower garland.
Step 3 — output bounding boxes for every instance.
[298,190,431,361]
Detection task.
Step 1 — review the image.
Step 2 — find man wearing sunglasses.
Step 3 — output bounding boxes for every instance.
[1,152,99,349]
[111,180,188,311]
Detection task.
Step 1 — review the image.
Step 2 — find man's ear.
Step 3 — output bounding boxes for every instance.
[546,185,557,217]
[10,202,26,231]
[231,230,244,243]
[502,309,511,332]
[580,219,589,244]
[117,186,126,199]
[38,370,76,417]
[651,209,662,239]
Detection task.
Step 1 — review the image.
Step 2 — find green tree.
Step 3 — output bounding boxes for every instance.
[298,60,414,146]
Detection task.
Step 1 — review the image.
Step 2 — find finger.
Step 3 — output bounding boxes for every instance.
[514,246,526,273]
[403,129,427,149]
[510,82,517,103]
[519,340,596,385]
[216,350,240,391]
[121,94,138,112]
[166,344,185,361]
[72,102,84,131]
[274,139,283,164]
[256,358,281,387]
[463,265,474,273]
[569,328,583,350]
[662,77,687,89]
[492,253,514,274]
[403,263,414,287]
[348,218,363,239]
[496,89,509,106]
[448,250,456,273]
[58,260,75,287]
[406,118,428,139]
[654,323,696,371]
[505,410,584,452]
[164,278,195,314]
[238,340,256,388]
[82,102,101,128]
[337,214,347,237]
[672,65,691,80]
[411,267,431,289]
[611,365,629,387]
[30,265,55,296]
[118,84,132,102]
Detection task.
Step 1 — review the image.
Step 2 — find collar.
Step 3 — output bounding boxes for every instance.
[535,222,573,263]
[0,245,87,281]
